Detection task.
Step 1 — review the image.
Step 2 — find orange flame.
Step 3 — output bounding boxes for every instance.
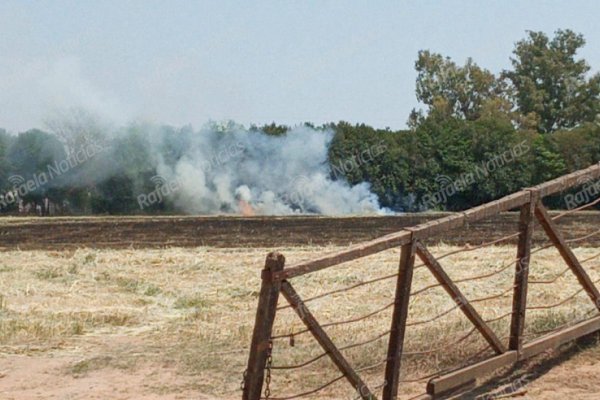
[238,200,255,216]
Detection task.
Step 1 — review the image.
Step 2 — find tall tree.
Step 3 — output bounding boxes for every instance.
[411,50,507,125]
[504,29,600,133]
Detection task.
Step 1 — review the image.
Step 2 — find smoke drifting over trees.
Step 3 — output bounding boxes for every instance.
[0,30,599,215]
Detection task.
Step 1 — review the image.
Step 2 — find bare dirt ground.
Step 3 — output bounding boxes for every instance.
[1,243,599,399]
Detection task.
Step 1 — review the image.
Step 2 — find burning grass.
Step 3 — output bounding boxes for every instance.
[0,244,599,399]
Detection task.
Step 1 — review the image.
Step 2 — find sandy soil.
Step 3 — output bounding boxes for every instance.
[0,338,210,400]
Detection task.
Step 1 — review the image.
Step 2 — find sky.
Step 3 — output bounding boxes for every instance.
[0,0,599,133]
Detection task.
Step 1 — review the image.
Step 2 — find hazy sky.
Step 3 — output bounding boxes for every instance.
[1,1,599,132]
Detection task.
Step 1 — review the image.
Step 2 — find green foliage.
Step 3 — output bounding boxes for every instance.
[552,123,600,171]
[411,50,508,125]
[250,122,290,136]
[504,29,600,133]
[0,29,598,214]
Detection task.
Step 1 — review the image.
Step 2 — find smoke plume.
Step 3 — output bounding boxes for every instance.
[152,123,384,215]
[18,115,387,215]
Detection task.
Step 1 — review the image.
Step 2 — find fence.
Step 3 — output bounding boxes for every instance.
[242,162,600,400]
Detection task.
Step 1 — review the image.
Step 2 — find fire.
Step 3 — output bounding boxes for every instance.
[238,200,255,216]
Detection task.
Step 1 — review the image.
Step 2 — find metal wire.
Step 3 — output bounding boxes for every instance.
[484,311,513,324]
[263,200,600,399]
[529,267,572,285]
[529,251,600,285]
[276,271,399,311]
[553,195,600,221]
[273,300,396,340]
[272,329,392,370]
[262,374,346,400]
[277,262,428,312]
[402,327,478,356]
[267,359,391,399]
[407,303,461,327]
[270,351,329,371]
[338,329,391,352]
[433,233,520,263]
[529,228,600,259]
[527,309,600,337]
[470,285,515,304]
[581,251,600,264]
[277,232,520,312]
[528,276,600,310]
[356,358,389,373]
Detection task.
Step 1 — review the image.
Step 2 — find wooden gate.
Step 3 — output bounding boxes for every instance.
[242,162,600,400]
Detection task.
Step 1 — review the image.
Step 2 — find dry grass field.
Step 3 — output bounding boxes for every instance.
[0,243,599,399]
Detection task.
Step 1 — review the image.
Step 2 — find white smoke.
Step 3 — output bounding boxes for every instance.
[153,123,384,215]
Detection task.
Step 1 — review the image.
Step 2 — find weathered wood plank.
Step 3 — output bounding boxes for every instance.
[383,240,417,400]
[535,204,600,310]
[243,253,286,400]
[533,162,600,197]
[521,315,600,359]
[427,351,518,396]
[272,230,412,281]
[510,194,537,352]
[409,213,467,240]
[417,242,507,354]
[463,191,531,222]
[280,281,376,400]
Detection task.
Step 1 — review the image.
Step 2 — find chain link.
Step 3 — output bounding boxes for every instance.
[264,339,273,399]
[240,369,247,391]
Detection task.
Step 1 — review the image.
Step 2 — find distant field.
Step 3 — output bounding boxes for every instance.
[1,211,600,250]
[0,243,599,399]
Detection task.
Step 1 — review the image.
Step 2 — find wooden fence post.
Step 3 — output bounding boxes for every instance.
[509,191,537,353]
[383,239,416,400]
[242,252,285,400]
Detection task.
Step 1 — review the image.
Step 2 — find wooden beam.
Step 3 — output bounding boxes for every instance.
[510,194,537,352]
[272,230,412,281]
[383,240,417,400]
[462,191,531,223]
[427,351,518,396]
[535,204,600,310]
[408,213,466,241]
[533,162,600,197]
[243,253,286,400]
[280,281,376,400]
[416,242,507,354]
[427,316,600,396]
[521,315,600,359]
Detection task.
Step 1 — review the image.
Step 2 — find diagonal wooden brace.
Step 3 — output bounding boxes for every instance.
[280,281,376,400]
[535,204,600,310]
[416,242,507,354]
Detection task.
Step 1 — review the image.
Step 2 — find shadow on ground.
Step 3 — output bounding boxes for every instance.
[451,332,600,400]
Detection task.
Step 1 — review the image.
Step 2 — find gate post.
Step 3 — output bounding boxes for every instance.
[242,252,285,400]
[383,239,417,400]
[509,190,537,353]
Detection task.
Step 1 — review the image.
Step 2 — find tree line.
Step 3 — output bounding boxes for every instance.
[0,29,599,214]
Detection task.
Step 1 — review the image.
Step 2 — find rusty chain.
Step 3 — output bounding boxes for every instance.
[240,369,247,391]
[264,339,273,400]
